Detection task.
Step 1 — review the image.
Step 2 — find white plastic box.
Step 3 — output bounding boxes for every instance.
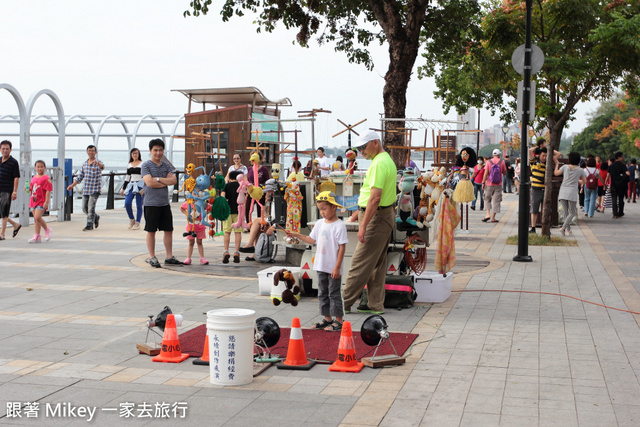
[257,266,301,296]
[413,271,453,303]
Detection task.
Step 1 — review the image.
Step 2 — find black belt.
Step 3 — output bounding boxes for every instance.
[359,205,392,212]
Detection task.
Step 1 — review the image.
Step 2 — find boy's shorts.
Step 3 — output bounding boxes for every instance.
[223,214,243,233]
[143,205,174,232]
[185,223,206,240]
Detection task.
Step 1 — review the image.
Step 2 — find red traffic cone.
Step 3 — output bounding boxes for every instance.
[329,321,364,372]
[192,334,209,366]
[152,314,189,363]
[277,317,316,370]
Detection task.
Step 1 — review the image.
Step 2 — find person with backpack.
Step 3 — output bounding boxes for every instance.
[583,157,603,217]
[481,149,507,223]
[554,152,586,237]
[241,219,277,262]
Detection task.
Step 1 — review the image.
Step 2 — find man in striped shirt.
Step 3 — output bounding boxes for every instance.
[67,145,104,231]
[529,147,547,234]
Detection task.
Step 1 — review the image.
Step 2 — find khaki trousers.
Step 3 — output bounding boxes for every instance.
[343,206,394,312]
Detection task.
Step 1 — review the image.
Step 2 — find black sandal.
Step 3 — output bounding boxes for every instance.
[325,321,343,332]
[314,319,333,329]
[12,224,21,238]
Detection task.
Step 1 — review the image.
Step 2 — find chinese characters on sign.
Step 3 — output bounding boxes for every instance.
[6,401,188,421]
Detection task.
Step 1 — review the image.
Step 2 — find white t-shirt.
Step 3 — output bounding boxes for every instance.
[309,218,349,274]
[317,156,331,178]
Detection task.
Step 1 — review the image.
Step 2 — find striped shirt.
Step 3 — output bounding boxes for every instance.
[74,159,104,195]
[141,160,174,207]
[530,159,546,189]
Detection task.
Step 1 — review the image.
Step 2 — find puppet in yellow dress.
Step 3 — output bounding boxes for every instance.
[452,147,477,203]
[284,178,303,233]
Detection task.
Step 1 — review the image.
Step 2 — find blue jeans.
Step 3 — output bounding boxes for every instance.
[584,187,597,217]
[502,174,512,193]
[472,182,484,210]
[125,191,143,222]
[82,193,100,228]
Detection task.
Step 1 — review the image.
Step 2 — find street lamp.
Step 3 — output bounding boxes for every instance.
[502,125,510,157]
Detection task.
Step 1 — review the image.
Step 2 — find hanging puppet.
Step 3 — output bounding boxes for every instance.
[284,177,303,233]
[452,147,477,203]
[395,167,418,226]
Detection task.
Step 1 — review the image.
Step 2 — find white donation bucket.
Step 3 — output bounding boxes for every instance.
[206,308,255,386]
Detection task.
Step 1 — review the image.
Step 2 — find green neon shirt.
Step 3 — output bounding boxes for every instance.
[358,151,397,207]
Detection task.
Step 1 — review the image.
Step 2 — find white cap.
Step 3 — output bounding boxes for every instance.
[356,130,381,148]
[492,149,501,156]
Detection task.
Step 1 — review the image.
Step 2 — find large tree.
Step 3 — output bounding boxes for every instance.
[421,0,640,236]
[185,0,480,167]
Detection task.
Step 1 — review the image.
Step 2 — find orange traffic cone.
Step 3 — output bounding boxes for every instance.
[329,321,364,372]
[152,314,189,363]
[192,334,209,366]
[276,317,316,370]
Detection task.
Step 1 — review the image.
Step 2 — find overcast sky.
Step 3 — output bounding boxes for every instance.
[1,1,598,150]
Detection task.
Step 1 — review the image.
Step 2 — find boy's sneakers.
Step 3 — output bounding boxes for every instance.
[28,234,42,244]
[222,252,230,264]
[233,252,240,263]
[44,228,52,242]
[200,257,209,265]
[183,258,192,265]
[529,227,536,234]
[147,257,161,268]
[164,256,183,265]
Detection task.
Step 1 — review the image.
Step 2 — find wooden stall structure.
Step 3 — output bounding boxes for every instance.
[172,87,292,172]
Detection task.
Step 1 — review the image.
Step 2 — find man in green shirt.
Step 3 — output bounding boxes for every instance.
[343,130,397,314]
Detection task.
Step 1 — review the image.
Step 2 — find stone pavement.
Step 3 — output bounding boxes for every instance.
[0,195,639,426]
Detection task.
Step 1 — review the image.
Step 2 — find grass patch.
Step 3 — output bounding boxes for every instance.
[506,234,578,246]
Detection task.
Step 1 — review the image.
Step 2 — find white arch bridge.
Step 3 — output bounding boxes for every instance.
[0,84,184,226]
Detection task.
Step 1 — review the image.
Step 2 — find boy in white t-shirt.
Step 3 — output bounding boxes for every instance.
[286,191,348,331]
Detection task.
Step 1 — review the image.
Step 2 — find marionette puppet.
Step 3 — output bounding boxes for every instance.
[452,147,477,203]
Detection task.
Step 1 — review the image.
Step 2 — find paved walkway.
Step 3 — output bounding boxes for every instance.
[1,194,639,426]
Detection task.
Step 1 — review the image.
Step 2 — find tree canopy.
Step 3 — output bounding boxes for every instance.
[422,0,640,236]
[185,0,481,166]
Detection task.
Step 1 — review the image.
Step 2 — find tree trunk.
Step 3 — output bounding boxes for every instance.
[383,39,418,169]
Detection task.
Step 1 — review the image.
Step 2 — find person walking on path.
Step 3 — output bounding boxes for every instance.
[502,154,512,193]
[528,147,547,233]
[286,191,348,332]
[583,157,604,218]
[514,157,521,195]
[0,140,21,240]
[481,149,507,223]
[627,158,637,203]
[554,152,585,236]
[471,156,485,211]
[342,130,397,315]
[608,151,630,218]
[141,139,183,268]
[66,145,104,232]
[27,160,53,243]
[121,148,144,230]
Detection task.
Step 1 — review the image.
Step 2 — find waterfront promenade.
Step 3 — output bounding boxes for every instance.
[1,194,640,426]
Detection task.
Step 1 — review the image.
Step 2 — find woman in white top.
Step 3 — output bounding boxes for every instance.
[121,148,144,229]
[225,153,248,182]
[553,152,585,236]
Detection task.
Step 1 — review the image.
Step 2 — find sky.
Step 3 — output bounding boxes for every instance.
[0,1,599,152]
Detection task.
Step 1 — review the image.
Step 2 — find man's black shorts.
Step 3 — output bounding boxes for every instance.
[0,192,11,218]
[144,205,174,232]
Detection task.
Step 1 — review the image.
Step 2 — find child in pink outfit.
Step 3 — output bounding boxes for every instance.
[29,160,53,243]
[179,200,208,265]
